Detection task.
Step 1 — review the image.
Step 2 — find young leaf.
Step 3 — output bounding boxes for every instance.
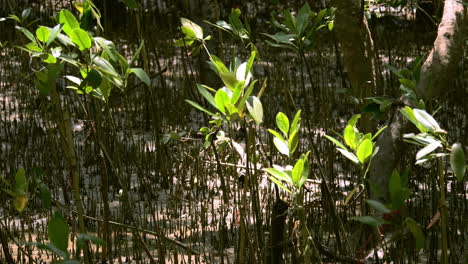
[413,109,441,132]
[288,130,299,154]
[269,176,292,193]
[246,96,263,125]
[59,9,80,36]
[36,26,50,43]
[450,143,466,181]
[290,110,301,135]
[215,89,230,114]
[344,125,357,150]
[268,129,286,143]
[181,18,203,39]
[276,112,290,136]
[324,135,347,150]
[197,84,217,109]
[372,125,388,140]
[337,148,359,165]
[70,28,91,50]
[273,137,289,156]
[415,141,441,160]
[48,212,69,253]
[235,62,252,86]
[292,158,305,186]
[357,139,373,164]
[264,168,293,184]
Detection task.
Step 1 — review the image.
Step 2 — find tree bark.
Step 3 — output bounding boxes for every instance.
[369,0,467,201]
[417,0,466,100]
[333,0,381,99]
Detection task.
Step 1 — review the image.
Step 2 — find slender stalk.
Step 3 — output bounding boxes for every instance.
[50,80,89,263]
[437,158,448,264]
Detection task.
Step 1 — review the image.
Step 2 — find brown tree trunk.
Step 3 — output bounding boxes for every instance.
[369,0,466,201]
[333,0,381,99]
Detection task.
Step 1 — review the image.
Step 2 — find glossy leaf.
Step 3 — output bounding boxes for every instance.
[48,212,69,253]
[15,26,36,43]
[264,168,292,184]
[450,143,466,181]
[215,89,230,114]
[276,112,289,136]
[181,18,203,39]
[344,125,357,150]
[36,26,50,43]
[59,9,80,36]
[269,176,292,193]
[413,109,441,132]
[290,110,301,135]
[70,28,91,50]
[416,141,441,160]
[357,139,373,164]
[324,135,347,150]
[273,137,289,156]
[288,130,299,154]
[197,84,217,109]
[292,158,305,185]
[246,96,263,125]
[337,148,359,165]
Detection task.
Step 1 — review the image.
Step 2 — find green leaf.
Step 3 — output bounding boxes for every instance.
[70,28,92,50]
[296,3,311,35]
[219,72,239,90]
[264,168,292,184]
[15,26,36,43]
[269,176,292,193]
[48,212,69,253]
[450,143,466,181]
[36,26,50,43]
[209,54,229,74]
[276,112,290,136]
[93,56,119,78]
[129,68,150,86]
[13,194,28,213]
[246,96,263,125]
[273,137,289,156]
[372,126,388,140]
[290,110,301,135]
[181,18,203,39]
[268,129,286,143]
[344,125,357,150]
[292,158,305,186]
[413,109,441,132]
[344,184,363,206]
[324,135,347,150]
[357,139,373,164]
[351,216,388,227]
[215,89,230,114]
[347,114,361,126]
[399,78,415,90]
[405,218,425,249]
[59,9,80,36]
[15,168,27,192]
[288,130,299,154]
[185,100,214,116]
[389,169,405,209]
[366,199,391,214]
[94,37,117,62]
[416,141,441,160]
[197,84,217,109]
[235,62,252,86]
[337,148,359,165]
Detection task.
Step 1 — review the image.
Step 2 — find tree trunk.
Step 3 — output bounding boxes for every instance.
[417,0,466,100]
[369,0,467,201]
[333,0,381,99]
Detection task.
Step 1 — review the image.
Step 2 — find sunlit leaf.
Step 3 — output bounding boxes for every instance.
[413,108,441,132]
[181,18,203,39]
[129,68,150,86]
[59,9,80,36]
[264,168,292,184]
[246,96,263,125]
[416,141,441,160]
[337,148,359,165]
[357,139,373,164]
[276,112,289,136]
[273,137,289,156]
[36,26,50,43]
[70,28,91,50]
[185,100,214,116]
